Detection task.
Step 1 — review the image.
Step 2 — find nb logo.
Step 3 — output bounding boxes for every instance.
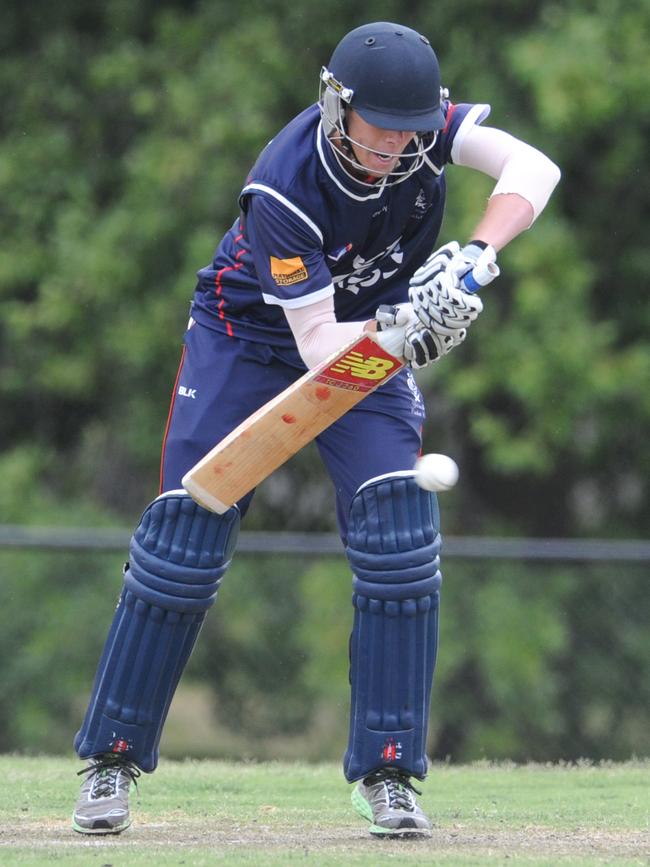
[178,385,197,399]
[330,352,396,380]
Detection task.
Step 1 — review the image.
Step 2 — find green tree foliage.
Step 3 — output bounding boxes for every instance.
[2,0,647,534]
[0,0,648,761]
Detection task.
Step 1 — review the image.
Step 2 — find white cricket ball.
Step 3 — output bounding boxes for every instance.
[414,453,459,492]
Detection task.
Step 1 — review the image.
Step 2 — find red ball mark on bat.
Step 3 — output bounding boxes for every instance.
[315,386,331,401]
[282,413,297,424]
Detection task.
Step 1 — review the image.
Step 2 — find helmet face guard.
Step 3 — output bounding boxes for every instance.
[318,23,447,187]
[319,67,439,187]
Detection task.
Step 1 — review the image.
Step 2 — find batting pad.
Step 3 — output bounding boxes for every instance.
[74,491,240,771]
[344,472,442,782]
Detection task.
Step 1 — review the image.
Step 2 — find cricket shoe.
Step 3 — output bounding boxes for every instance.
[72,754,141,835]
[351,769,432,838]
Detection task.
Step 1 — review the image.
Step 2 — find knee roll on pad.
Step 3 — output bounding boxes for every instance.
[74,492,240,771]
[343,472,442,782]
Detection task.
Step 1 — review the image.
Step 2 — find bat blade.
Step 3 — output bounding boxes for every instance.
[182,334,403,512]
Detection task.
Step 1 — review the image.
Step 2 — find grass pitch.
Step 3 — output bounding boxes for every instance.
[1,756,648,865]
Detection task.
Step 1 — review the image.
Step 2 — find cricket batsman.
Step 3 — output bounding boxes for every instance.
[72,21,560,838]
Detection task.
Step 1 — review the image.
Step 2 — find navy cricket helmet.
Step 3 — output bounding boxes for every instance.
[322,22,445,133]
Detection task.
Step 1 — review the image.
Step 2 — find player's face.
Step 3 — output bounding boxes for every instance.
[344,110,416,177]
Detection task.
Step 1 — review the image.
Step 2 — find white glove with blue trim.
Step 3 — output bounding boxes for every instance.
[408,241,495,333]
[375,303,466,369]
[447,240,499,292]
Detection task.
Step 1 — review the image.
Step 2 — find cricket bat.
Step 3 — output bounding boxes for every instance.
[182,334,403,513]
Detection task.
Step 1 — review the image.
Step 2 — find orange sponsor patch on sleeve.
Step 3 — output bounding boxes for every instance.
[270,255,309,286]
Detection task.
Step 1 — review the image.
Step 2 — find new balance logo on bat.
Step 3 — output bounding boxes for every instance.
[330,351,396,380]
[315,336,401,394]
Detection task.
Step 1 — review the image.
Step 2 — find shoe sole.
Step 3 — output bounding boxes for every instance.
[72,817,131,835]
[369,825,432,838]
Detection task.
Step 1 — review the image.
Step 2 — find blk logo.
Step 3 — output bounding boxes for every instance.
[178,385,197,399]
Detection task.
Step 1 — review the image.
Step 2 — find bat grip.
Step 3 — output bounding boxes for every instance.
[461,258,500,294]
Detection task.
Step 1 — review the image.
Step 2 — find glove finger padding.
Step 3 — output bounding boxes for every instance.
[410,241,461,287]
[409,270,483,332]
[403,323,467,369]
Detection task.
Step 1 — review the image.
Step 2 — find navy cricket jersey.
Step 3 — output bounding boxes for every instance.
[191,100,490,348]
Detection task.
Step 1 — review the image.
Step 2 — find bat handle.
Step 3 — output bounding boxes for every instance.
[461,257,500,294]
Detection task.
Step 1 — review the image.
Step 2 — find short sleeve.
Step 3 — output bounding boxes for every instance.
[431,101,492,166]
[245,191,335,309]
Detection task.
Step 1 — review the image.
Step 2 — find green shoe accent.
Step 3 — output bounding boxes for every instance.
[351,784,373,822]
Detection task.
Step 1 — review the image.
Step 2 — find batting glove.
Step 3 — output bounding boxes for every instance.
[409,241,461,287]
[409,266,484,334]
[404,321,467,369]
[374,302,468,369]
[374,302,418,357]
[410,240,499,291]
[409,238,498,329]
[448,240,499,292]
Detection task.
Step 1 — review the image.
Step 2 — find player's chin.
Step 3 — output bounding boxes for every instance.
[366,157,400,176]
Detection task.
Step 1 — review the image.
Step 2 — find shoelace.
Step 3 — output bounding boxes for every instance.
[366,770,422,811]
[78,756,141,800]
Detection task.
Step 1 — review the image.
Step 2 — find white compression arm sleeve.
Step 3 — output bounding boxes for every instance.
[284,295,369,369]
[453,125,561,223]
